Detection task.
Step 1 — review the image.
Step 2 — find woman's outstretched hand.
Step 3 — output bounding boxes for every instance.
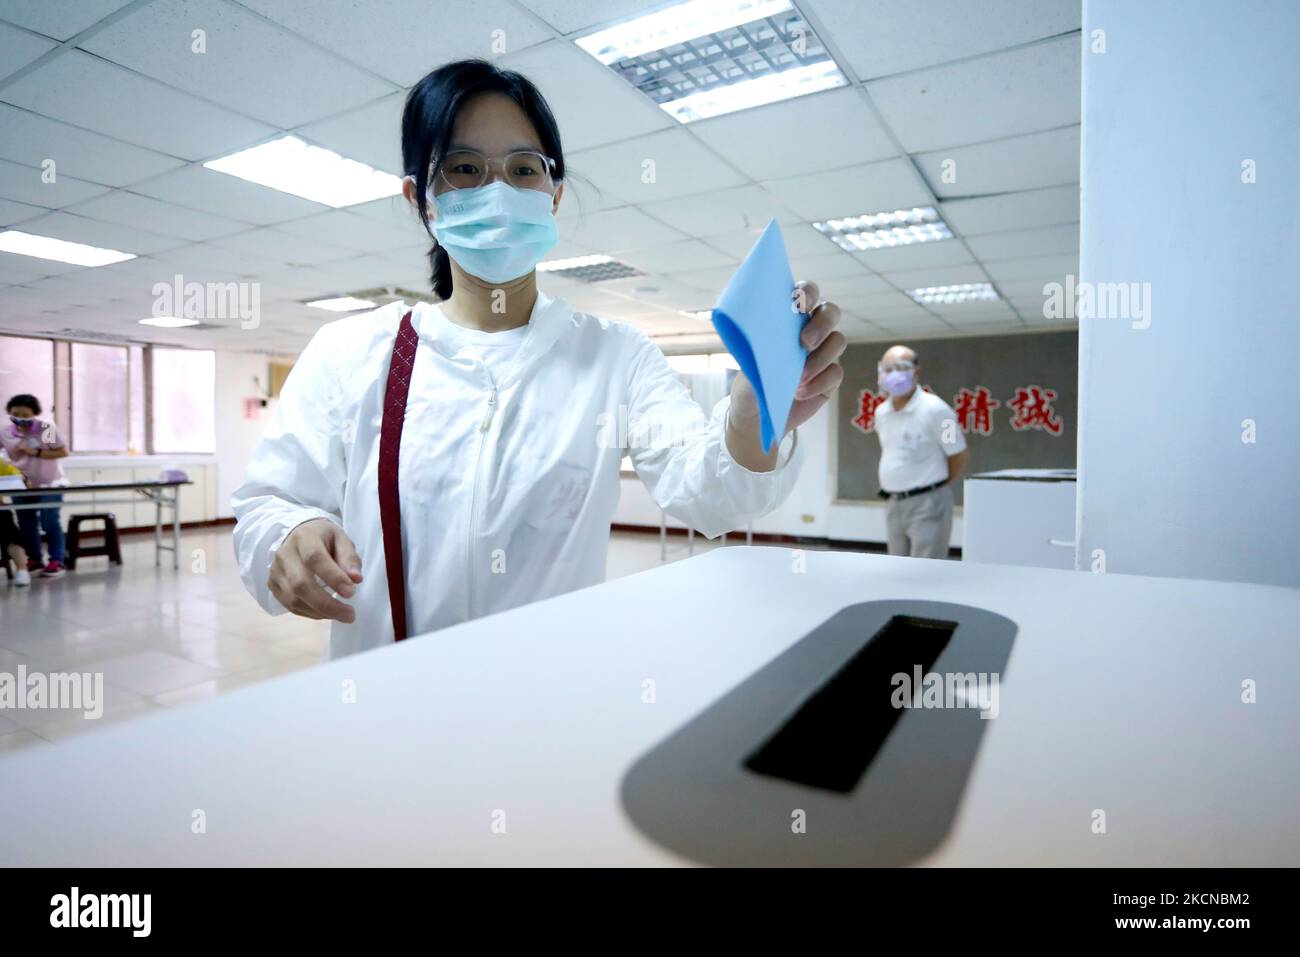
[270,518,364,623]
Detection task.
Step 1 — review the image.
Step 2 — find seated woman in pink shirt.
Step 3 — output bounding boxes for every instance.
[1,394,70,579]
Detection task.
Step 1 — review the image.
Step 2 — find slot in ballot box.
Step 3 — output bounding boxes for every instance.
[0,547,1296,866]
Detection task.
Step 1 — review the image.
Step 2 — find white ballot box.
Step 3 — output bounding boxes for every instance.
[0,547,1296,866]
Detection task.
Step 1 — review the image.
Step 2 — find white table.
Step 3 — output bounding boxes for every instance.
[1,547,1296,866]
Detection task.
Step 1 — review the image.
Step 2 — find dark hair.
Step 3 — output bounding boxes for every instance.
[402,59,565,301]
[6,393,41,415]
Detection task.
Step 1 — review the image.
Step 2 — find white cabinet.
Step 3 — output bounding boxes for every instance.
[963,469,1077,570]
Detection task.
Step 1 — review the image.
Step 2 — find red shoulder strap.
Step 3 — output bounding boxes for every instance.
[378,310,418,641]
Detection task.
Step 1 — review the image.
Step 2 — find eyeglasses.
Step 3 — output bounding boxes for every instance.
[432,149,557,192]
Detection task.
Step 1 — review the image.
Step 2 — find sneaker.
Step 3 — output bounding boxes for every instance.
[12,568,31,586]
[38,560,65,579]
[27,559,42,572]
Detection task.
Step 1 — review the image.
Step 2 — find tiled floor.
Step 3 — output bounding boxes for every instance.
[0,526,727,753]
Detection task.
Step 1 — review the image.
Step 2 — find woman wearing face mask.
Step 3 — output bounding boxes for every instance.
[1,394,70,579]
[233,60,846,659]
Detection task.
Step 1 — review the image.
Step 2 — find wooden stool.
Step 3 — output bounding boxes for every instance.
[67,513,123,570]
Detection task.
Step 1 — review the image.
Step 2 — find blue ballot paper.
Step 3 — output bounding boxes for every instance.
[711,219,808,454]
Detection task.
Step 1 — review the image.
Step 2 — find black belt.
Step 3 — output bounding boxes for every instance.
[877,479,947,501]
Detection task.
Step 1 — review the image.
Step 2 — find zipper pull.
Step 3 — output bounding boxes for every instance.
[479,388,497,432]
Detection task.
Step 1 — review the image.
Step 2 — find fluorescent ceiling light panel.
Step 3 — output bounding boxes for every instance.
[537,254,615,272]
[814,207,954,251]
[906,283,1000,305]
[204,136,403,208]
[306,296,376,312]
[575,0,847,123]
[538,254,645,282]
[0,229,136,267]
[139,316,200,328]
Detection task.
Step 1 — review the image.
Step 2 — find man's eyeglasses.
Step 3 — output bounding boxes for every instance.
[431,149,557,192]
[878,361,916,374]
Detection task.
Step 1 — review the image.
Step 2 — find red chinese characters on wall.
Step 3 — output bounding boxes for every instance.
[851,384,1064,437]
[953,386,1001,436]
[1007,385,1064,435]
[851,389,888,433]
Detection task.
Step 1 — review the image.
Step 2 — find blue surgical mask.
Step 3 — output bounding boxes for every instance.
[429,181,559,284]
[9,415,33,428]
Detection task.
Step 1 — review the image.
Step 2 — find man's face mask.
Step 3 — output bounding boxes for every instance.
[428,180,559,284]
[9,415,34,429]
[880,369,914,396]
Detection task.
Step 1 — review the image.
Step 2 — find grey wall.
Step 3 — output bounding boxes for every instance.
[836,331,1077,505]
[1077,0,1300,587]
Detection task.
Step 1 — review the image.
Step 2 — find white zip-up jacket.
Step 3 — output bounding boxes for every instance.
[232,293,803,659]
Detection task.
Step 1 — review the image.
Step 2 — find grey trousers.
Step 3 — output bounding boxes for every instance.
[885,483,954,559]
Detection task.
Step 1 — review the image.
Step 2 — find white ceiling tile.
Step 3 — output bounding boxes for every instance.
[1,51,277,161]
[0,0,137,41]
[804,0,1081,80]
[883,263,989,288]
[928,299,1019,321]
[0,157,110,208]
[762,158,932,221]
[638,184,799,237]
[690,88,897,180]
[704,223,833,260]
[867,36,1080,153]
[500,40,675,152]
[0,197,53,226]
[272,208,418,253]
[821,273,893,298]
[148,242,274,278]
[873,315,959,334]
[0,104,185,188]
[556,176,624,219]
[19,210,186,255]
[296,92,405,177]
[995,279,1055,303]
[299,253,412,290]
[788,251,872,283]
[915,126,1080,198]
[674,264,745,296]
[210,227,353,268]
[559,205,685,252]
[852,238,976,273]
[66,190,251,242]
[0,20,57,79]
[837,288,924,316]
[615,239,735,274]
[569,128,746,204]
[516,0,667,34]
[349,195,420,227]
[241,0,552,86]
[0,255,47,284]
[253,265,352,300]
[982,253,1078,283]
[939,184,1079,235]
[130,165,328,224]
[966,223,1078,261]
[81,0,397,128]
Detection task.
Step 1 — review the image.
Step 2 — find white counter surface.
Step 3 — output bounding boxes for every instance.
[0,547,1296,866]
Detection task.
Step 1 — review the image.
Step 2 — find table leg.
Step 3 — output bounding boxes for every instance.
[154,496,162,568]
[172,488,180,570]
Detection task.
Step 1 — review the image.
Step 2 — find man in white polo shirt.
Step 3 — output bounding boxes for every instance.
[874,345,969,559]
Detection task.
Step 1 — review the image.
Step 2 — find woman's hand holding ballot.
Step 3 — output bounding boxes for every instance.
[726,279,845,472]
